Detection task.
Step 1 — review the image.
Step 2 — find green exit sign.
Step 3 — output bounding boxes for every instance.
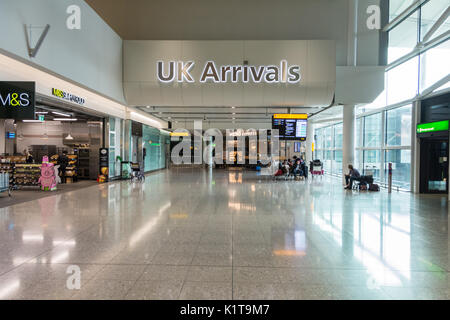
[417,120,449,134]
[38,115,45,121]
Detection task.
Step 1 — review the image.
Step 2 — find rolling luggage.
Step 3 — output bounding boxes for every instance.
[369,183,380,191]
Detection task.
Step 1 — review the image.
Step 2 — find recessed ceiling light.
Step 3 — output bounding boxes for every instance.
[232,107,236,109]
[232,113,236,115]
[52,111,71,117]
[53,118,78,121]
[146,106,150,108]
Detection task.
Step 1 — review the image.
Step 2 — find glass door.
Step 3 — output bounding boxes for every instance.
[420,138,449,193]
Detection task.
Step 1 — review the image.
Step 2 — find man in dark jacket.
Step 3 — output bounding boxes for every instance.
[344,164,360,189]
[58,151,69,183]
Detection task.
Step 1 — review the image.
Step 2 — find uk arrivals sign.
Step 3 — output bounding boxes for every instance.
[157,60,301,84]
[0,82,35,120]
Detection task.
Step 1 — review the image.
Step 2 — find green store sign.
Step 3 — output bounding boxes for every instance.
[417,120,449,134]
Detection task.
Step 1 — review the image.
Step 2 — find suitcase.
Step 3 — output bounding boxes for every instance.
[369,183,380,191]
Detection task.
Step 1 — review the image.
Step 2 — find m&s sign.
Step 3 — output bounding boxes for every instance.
[0,82,35,120]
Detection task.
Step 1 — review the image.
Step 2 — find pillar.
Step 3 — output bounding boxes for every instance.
[342,105,355,182]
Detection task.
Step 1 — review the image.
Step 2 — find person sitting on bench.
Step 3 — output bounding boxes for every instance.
[292,159,303,178]
[344,164,361,189]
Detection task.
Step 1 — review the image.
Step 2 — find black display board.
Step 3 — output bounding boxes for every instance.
[0,81,35,120]
[99,148,109,182]
[272,116,308,141]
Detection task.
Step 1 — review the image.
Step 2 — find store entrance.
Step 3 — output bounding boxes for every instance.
[1,101,105,190]
[420,138,449,193]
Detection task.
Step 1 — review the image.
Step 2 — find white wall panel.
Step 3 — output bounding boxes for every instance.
[123,40,336,107]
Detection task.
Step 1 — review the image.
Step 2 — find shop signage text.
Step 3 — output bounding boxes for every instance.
[0,81,35,120]
[52,88,85,105]
[417,120,449,134]
[157,60,301,84]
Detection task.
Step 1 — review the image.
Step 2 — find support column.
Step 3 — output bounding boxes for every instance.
[411,100,420,194]
[342,105,355,183]
[305,121,314,163]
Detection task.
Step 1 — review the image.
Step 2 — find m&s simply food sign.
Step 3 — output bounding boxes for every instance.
[0,81,35,120]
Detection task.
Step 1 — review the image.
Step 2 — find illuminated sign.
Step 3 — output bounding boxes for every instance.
[5,132,15,139]
[273,114,308,119]
[272,114,308,141]
[417,120,449,134]
[170,132,189,137]
[157,60,301,84]
[51,88,85,105]
[0,82,35,120]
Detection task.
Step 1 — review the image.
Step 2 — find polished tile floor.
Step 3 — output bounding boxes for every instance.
[0,168,449,300]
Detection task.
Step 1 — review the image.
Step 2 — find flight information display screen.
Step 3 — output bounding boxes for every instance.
[272,114,308,141]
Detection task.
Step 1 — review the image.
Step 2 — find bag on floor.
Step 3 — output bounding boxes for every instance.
[369,183,380,191]
[359,183,368,191]
[274,169,283,177]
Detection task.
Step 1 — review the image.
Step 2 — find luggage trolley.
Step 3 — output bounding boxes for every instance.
[310,159,324,178]
[130,162,145,182]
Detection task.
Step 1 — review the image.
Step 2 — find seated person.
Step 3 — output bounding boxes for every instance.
[344,164,361,189]
[282,160,290,175]
[300,158,308,179]
[292,159,303,177]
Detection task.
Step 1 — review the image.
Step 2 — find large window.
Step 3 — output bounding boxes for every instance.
[364,113,382,147]
[386,56,419,105]
[420,0,450,41]
[356,104,412,190]
[384,149,411,190]
[353,1,450,191]
[420,40,450,92]
[386,105,412,147]
[388,10,419,63]
[314,122,343,176]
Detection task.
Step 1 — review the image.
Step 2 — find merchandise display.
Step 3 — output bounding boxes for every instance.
[66,154,78,183]
[13,164,41,187]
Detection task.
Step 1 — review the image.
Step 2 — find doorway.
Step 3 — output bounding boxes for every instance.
[420,138,449,193]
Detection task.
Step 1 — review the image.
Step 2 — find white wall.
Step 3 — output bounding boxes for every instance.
[0,0,125,103]
[124,40,336,107]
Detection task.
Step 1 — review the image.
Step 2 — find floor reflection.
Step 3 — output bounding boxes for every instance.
[0,170,448,299]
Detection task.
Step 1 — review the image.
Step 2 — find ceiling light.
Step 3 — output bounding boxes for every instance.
[35,111,48,114]
[52,111,71,117]
[64,133,74,140]
[53,118,78,121]
[22,120,44,123]
[159,112,162,114]
[232,107,236,109]
[232,113,236,115]
[146,106,150,108]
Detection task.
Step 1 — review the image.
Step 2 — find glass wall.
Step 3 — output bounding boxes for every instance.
[314,122,343,176]
[142,125,169,172]
[108,117,123,178]
[354,1,450,191]
[356,105,413,190]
